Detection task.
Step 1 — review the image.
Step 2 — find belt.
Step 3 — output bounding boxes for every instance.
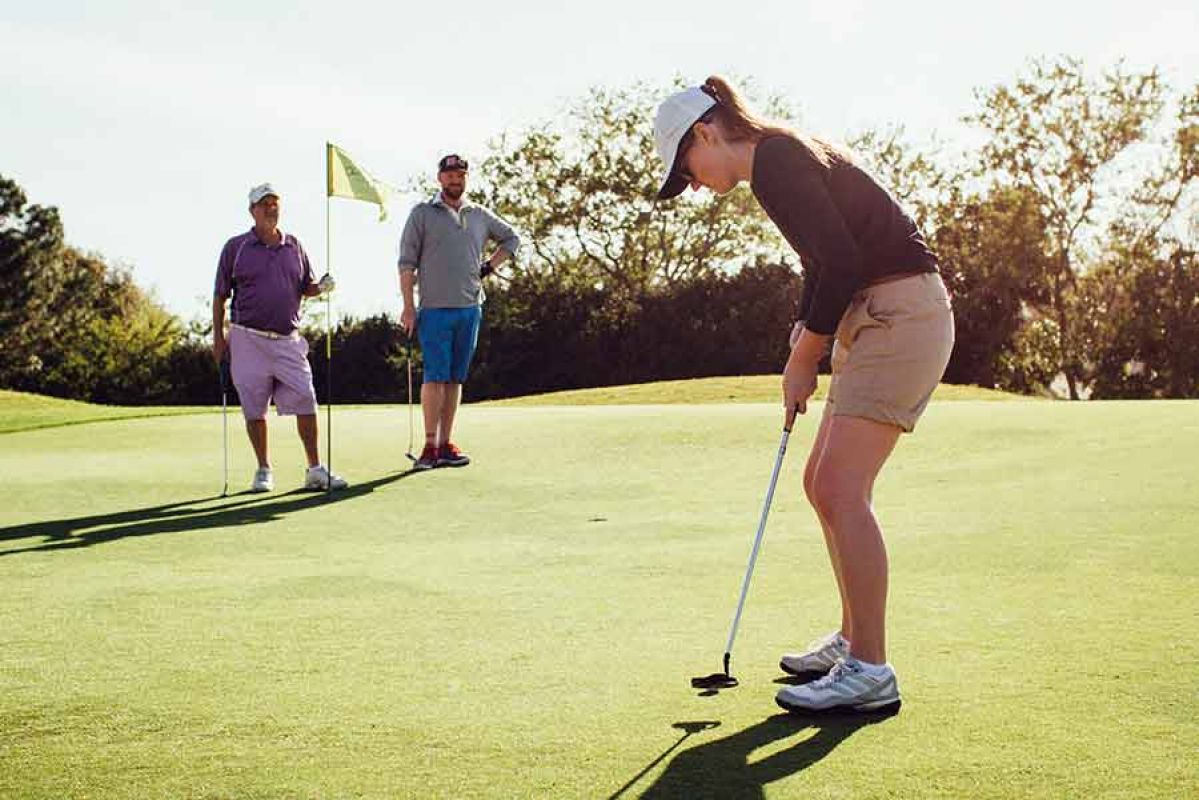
[865,270,932,289]
[231,322,299,340]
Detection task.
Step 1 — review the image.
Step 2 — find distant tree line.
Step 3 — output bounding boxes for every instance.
[2,57,1196,404]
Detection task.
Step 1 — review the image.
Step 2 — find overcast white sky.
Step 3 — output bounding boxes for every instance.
[3,0,1196,323]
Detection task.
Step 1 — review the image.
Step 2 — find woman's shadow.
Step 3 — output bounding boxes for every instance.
[628,709,897,800]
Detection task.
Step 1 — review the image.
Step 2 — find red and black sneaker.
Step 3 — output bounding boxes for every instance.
[414,444,439,471]
[437,441,471,467]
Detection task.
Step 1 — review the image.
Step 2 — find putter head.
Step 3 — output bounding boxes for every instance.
[691,652,737,690]
[690,672,738,690]
[405,452,418,464]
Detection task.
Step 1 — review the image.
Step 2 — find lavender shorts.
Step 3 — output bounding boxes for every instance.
[228,325,319,421]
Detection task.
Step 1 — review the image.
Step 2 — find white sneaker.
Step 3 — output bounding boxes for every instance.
[251,468,274,493]
[780,632,849,676]
[776,657,901,714]
[304,464,348,491]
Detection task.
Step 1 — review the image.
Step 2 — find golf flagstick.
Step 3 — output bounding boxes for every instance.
[692,422,792,690]
[322,142,392,488]
[324,191,333,493]
[220,358,230,497]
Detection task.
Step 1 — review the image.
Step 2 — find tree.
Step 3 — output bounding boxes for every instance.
[1,174,183,402]
[1084,82,1199,397]
[930,183,1056,388]
[0,175,69,385]
[26,255,182,403]
[1107,82,1199,256]
[848,126,951,233]
[1081,249,1199,398]
[967,58,1166,398]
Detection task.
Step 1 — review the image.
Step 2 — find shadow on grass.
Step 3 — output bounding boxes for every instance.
[612,711,896,799]
[0,471,415,557]
[605,721,723,800]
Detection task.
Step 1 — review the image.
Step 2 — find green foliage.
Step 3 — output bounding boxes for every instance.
[466,262,802,401]
[0,175,68,382]
[294,264,804,405]
[966,57,1168,398]
[305,314,410,404]
[0,175,185,403]
[36,265,182,403]
[1084,248,1199,398]
[848,125,952,232]
[931,184,1056,387]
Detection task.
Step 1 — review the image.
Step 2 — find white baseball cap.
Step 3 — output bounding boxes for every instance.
[654,86,717,200]
[248,183,280,205]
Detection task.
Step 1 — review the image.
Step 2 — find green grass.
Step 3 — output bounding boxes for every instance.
[1,378,1026,435]
[1,395,1195,798]
[483,374,1029,406]
[0,390,207,434]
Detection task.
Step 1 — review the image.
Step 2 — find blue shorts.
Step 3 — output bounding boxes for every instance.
[417,305,482,383]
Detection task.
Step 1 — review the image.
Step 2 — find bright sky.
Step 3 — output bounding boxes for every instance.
[4,0,1196,325]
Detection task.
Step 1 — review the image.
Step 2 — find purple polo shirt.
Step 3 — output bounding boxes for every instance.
[215,228,315,335]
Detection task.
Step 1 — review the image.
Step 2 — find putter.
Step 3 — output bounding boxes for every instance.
[404,335,417,464]
[691,422,793,690]
[219,358,230,497]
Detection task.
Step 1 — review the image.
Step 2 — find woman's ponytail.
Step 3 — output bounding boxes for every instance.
[701,74,847,169]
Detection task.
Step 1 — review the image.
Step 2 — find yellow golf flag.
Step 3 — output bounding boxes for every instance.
[326,143,391,221]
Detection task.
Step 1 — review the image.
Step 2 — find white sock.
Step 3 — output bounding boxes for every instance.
[848,656,892,677]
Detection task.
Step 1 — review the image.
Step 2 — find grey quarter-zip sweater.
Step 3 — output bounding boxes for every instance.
[398,192,522,309]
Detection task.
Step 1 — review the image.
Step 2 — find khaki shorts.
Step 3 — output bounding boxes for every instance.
[827,273,954,433]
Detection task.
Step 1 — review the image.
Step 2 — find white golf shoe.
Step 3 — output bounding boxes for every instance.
[780,632,849,677]
[304,464,348,491]
[250,467,274,493]
[776,657,901,714]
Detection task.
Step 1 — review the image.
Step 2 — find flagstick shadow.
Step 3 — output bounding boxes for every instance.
[605,721,722,800]
[0,471,415,557]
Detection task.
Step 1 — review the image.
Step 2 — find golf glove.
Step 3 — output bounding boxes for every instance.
[480,260,495,278]
[318,273,336,294]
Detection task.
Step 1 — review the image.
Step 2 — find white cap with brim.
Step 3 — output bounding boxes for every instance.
[654,86,717,200]
[248,183,279,205]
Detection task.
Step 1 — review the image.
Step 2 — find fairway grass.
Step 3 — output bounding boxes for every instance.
[0,390,207,434]
[1,400,1196,798]
[482,374,1029,406]
[1,377,1026,435]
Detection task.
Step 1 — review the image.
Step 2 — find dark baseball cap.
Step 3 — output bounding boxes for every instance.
[438,154,469,172]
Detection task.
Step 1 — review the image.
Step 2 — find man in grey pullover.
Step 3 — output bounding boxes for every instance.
[398,154,521,470]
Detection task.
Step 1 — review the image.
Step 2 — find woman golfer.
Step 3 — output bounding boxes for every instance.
[654,77,954,713]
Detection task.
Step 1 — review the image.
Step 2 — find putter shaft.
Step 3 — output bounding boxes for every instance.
[722,428,790,656]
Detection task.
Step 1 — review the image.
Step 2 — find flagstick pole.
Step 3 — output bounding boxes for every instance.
[325,190,333,494]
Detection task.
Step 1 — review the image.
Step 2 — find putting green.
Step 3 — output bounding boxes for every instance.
[1,397,1195,798]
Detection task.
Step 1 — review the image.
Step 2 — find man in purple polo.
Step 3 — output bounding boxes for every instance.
[213,182,348,493]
